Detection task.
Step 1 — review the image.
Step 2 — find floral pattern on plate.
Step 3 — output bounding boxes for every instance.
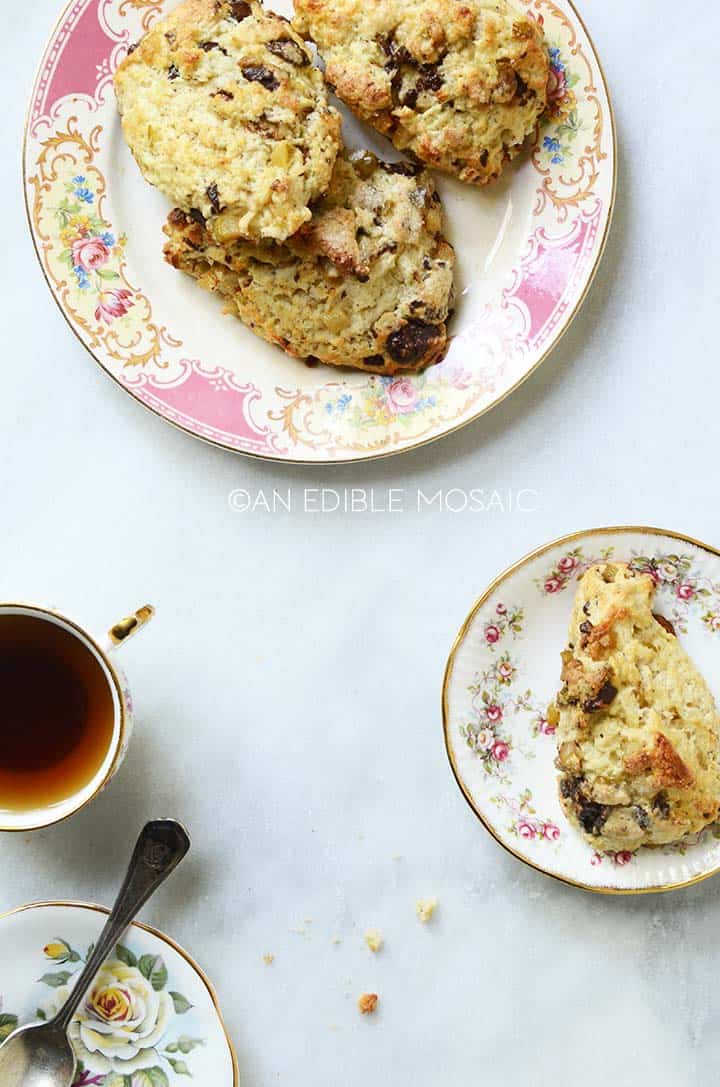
[537,546,720,635]
[38,937,200,1083]
[0,904,236,1085]
[24,0,614,462]
[444,528,720,893]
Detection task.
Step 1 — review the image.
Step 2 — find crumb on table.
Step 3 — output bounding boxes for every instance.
[263,953,275,965]
[358,993,379,1016]
[364,929,384,953]
[415,896,438,923]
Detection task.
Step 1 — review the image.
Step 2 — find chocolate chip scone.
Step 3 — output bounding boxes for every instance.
[114,0,341,242]
[550,563,720,852]
[163,151,455,373]
[292,0,548,185]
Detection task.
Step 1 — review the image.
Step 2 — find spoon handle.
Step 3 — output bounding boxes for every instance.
[51,819,191,1033]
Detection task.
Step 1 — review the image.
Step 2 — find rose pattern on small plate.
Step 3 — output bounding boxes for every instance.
[460,641,551,783]
[537,547,720,636]
[445,529,720,892]
[37,937,201,1085]
[483,602,525,650]
[491,789,561,843]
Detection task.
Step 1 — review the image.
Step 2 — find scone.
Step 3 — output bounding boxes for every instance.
[292,0,549,185]
[114,0,341,242]
[163,151,455,373]
[550,563,720,852]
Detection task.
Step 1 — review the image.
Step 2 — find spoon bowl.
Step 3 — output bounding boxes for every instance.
[0,1023,75,1087]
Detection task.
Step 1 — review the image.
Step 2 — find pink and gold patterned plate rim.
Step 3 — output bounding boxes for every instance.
[442,526,720,896]
[23,0,617,464]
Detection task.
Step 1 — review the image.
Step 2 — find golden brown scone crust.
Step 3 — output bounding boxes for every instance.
[114,0,341,242]
[551,563,720,852]
[292,0,549,185]
[163,151,455,374]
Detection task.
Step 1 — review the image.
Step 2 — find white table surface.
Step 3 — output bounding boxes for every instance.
[3,2,720,1084]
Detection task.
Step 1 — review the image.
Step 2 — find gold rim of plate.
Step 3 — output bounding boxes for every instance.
[442,525,720,896]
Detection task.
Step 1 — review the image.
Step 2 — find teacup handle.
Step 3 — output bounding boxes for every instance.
[107,605,155,649]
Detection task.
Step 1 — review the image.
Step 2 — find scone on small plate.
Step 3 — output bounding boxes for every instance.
[163,151,455,374]
[550,563,720,853]
[114,0,341,242]
[292,0,549,185]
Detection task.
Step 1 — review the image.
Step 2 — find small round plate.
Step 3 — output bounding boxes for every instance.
[443,527,720,894]
[0,901,238,1083]
[24,0,615,463]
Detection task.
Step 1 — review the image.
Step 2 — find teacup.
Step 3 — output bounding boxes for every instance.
[0,602,154,831]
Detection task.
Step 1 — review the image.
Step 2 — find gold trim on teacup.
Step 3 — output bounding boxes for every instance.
[0,900,239,1085]
[442,526,720,896]
[0,602,137,834]
[21,0,617,465]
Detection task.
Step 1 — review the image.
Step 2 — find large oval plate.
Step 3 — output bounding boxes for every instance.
[443,527,720,894]
[24,0,615,463]
[0,901,238,1083]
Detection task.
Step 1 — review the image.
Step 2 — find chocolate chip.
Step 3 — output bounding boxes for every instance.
[190,208,207,226]
[479,149,489,167]
[304,355,320,367]
[577,800,609,836]
[200,40,228,54]
[515,74,534,102]
[266,37,309,66]
[212,89,234,100]
[378,34,413,67]
[560,775,583,800]
[382,160,423,177]
[168,208,189,227]
[241,65,280,91]
[168,64,180,80]
[165,30,177,45]
[654,613,676,636]
[127,42,139,55]
[364,355,385,367]
[653,791,671,818]
[422,257,431,271]
[405,63,443,107]
[229,0,252,20]
[582,602,591,616]
[386,319,442,364]
[582,681,618,714]
[633,805,650,830]
[206,183,221,215]
[579,620,593,635]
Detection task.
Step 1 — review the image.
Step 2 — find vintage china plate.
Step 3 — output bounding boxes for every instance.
[443,527,720,894]
[24,0,615,463]
[0,901,238,1083]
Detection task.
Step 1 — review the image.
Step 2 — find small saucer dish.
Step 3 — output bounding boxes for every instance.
[0,901,238,1083]
[443,526,720,894]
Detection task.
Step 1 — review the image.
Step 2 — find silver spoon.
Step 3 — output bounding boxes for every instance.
[0,818,190,1087]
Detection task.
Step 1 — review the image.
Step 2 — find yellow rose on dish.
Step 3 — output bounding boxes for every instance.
[43,960,175,1075]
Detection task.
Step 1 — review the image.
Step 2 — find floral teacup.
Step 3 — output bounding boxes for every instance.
[0,602,154,832]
